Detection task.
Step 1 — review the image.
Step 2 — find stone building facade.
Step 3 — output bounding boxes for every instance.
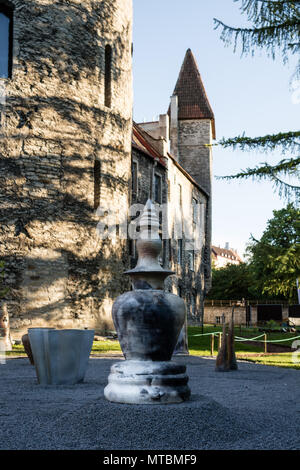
[0,1,215,336]
[0,0,133,334]
[137,49,215,325]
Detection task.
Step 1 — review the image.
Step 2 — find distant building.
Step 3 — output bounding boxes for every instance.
[212,244,242,269]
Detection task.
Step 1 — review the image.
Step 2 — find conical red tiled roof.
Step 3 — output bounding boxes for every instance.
[169,49,216,138]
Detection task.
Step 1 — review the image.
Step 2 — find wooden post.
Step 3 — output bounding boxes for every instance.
[215,321,229,372]
[264,334,267,354]
[218,332,222,351]
[0,303,12,351]
[210,334,215,356]
[227,307,238,370]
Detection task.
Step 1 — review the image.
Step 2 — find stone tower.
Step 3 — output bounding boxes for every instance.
[169,49,215,293]
[0,0,133,333]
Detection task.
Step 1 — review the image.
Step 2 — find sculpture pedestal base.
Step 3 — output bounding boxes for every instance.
[104,361,190,405]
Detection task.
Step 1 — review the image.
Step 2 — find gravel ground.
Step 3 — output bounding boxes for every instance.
[0,356,299,450]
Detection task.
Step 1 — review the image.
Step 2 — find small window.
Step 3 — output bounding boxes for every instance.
[168,239,172,263]
[94,160,101,210]
[154,174,162,204]
[132,160,138,199]
[0,4,13,79]
[104,45,112,108]
[178,183,182,208]
[162,239,168,267]
[192,198,198,224]
[188,251,195,271]
[177,239,183,266]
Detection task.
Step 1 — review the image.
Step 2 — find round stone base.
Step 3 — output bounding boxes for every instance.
[104,361,191,405]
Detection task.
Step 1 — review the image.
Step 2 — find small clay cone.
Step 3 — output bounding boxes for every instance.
[0,303,13,351]
[215,320,229,372]
[227,307,238,371]
[22,334,34,365]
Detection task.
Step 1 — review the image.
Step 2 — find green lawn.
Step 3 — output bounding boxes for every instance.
[5,325,300,370]
[188,325,300,369]
[236,353,300,369]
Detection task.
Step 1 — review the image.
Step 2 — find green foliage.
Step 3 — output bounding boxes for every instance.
[188,326,300,369]
[207,263,258,300]
[246,203,300,299]
[214,0,300,202]
[208,204,299,300]
[214,0,300,75]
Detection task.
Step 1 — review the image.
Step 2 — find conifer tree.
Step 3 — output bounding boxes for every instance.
[214,0,300,202]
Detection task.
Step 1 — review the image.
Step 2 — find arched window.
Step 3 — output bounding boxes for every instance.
[0,4,13,79]
[104,45,112,108]
[94,160,101,210]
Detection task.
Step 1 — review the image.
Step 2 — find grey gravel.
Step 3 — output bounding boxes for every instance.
[0,356,299,450]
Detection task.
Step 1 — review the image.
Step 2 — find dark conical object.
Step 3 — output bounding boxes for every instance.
[22,334,34,365]
[215,320,229,372]
[227,307,238,371]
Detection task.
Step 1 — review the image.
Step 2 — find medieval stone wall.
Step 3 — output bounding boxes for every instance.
[0,0,133,336]
[131,143,208,325]
[177,118,213,297]
[165,157,206,324]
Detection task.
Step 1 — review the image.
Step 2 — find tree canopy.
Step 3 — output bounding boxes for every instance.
[207,262,258,300]
[214,0,300,202]
[246,203,300,299]
[208,204,300,301]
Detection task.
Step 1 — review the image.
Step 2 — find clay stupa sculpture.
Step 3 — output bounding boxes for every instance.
[104,200,191,404]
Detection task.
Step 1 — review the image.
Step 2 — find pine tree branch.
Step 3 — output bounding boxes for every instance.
[214,3,300,73]
[236,0,300,26]
[219,131,300,153]
[214,19,300,48]
[217,158,300,202]
[217,156,300,178]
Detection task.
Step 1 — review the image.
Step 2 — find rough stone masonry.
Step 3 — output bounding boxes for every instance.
[0,0,133,335]
[0,1,215,337]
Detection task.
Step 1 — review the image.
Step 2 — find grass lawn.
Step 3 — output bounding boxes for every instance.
[5,326,300,370]
[236,353,300,369]
[188,325,300,370]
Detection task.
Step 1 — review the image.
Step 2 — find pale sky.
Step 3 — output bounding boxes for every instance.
[132,0,299,258]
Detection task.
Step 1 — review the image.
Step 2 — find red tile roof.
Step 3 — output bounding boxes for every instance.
[169,49,216,139]
[212,246,242,263]
[132,123,167,167]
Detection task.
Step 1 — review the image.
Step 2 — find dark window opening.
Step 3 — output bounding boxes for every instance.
[162,239,168,267]
[94,160,101,210]
[0,4,13,79]
[104,45,112,108]
[177,239,183,266]
[154,174,162,204]
[168,239,172,263]
[178,183,182,208]
[188,251,195,272]
[192,198,198,224]
[132,160,138,199]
